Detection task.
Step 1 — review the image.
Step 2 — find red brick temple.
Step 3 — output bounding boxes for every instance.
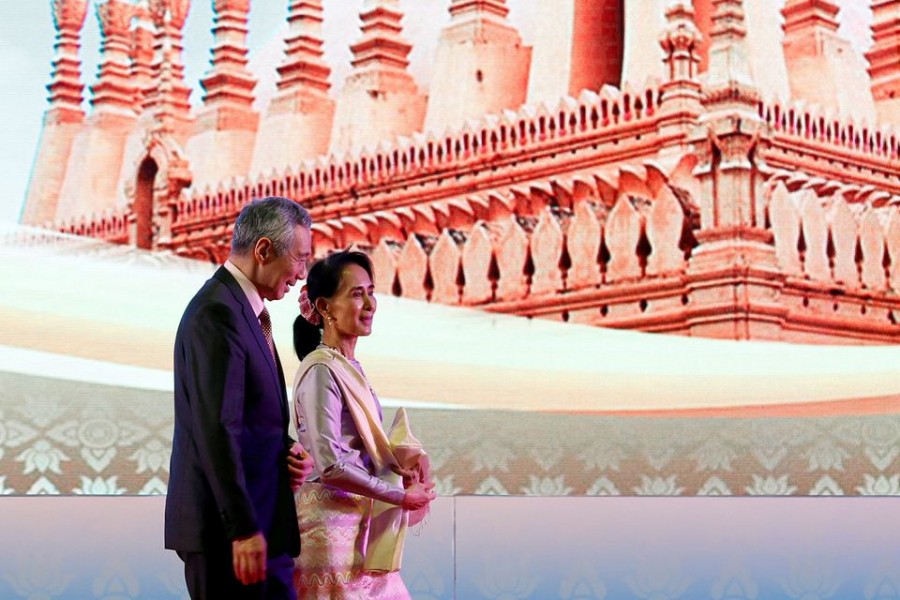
[22,0,900,344]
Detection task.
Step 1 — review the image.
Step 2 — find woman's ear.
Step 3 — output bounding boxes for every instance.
[314,297,329,320]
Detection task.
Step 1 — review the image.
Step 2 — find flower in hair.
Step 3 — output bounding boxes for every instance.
[298,286,321,326]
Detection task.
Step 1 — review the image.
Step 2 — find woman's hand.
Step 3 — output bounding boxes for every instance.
[287,442,314,491]
[401,481,436,511]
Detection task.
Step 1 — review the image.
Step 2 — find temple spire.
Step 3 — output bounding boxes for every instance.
[705,0,755,89]
[91,0,137,114]
[660,0,702,89]
[186,0,259,189]
[701,0,759,119]
[146,0,192,131]
[657,0,703,152]
[350,0,413,72]
[781,0,875,121]
[250,0,334,175]
[20,0,89,225]
[448,0,510,19]
[131,0,156,111]
[199,0,256,109]
[867,0,900,124]
[275,0,331,95]
[47,0,90,115]
[782,0,839,35]
[425,0,531,134]
[329,0,426,154]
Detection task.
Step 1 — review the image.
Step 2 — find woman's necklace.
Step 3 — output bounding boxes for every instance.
[322,341,351,359]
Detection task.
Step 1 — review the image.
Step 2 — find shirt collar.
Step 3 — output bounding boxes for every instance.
[224,260,265,318]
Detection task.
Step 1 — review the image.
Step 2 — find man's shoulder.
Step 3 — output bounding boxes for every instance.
[178,272,244,329]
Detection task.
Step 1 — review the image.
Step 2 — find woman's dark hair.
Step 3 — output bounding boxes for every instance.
[294,249,374,359]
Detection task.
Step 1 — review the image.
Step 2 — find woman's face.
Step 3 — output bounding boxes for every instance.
[321,263,377,338]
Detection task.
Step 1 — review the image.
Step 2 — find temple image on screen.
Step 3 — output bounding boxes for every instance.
[4,0,900,496]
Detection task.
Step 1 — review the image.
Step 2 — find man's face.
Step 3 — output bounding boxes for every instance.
[256,225,312,302]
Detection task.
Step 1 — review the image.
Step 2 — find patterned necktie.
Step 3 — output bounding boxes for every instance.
[259,307,276,361]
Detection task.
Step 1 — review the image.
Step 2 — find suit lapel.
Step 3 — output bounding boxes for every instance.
[214,267,283,390]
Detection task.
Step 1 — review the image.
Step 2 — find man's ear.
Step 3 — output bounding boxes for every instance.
[254,237,274,264]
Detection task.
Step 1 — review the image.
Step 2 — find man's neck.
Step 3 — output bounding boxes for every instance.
[228,254,258,288]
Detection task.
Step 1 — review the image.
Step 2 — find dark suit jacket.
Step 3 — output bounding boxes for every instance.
[165,266,300,558]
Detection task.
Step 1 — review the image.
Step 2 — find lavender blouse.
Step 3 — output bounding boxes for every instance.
[293,352,405,505]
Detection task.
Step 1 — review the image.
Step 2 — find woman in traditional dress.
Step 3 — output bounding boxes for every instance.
[291,249,435,599]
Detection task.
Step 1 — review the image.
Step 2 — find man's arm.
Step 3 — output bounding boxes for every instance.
[183,303,260,541]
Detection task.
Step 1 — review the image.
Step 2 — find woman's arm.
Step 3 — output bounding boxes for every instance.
[296,364,405,505]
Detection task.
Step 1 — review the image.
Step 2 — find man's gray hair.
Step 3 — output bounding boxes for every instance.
[231,196,312,256]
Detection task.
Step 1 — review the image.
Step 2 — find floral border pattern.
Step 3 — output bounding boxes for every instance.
[2,372,898,496]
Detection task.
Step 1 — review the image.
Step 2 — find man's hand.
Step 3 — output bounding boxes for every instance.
[288,442,314,491]
[232,532,267,585]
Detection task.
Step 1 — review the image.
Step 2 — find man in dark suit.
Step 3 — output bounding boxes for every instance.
[166,196,315,600]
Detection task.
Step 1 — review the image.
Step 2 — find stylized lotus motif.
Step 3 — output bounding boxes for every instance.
[863,568,900,600]
[634,475,684,496]
[131,438,170,474]
[809,475,843,496]
[711,565,758,600]
[626,560,692,600]
[16,439,69,474]
[73,476,126,495]
[805,440,849,472]
[581,442,625,471]
[474,557,539,600]
[0,476,13,495]
[560,561,607,600]
[5,553,73,599]
[522,475,572,496]
[780,558,841,599]
[586,476,620,496]
[862,419,900,448]
[690,437,737,472]
[139,476,168,495]
[856,474,900,496]
[697,476,732,496]
[745,475,796,496]
[405,564,447,600]
[28,476,60,494]
[92,560,140,599]
[475,475,508,495]
[529,446,565,471]
[470,439,515,473]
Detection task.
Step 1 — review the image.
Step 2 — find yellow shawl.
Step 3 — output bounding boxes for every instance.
[294,347,427,572]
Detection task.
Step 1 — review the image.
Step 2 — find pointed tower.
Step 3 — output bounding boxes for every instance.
[528,0,623,106]
[657,0,704,164]
[131,0,156,110]
[867,0,900,124]
[329,0,426,154]
[186,0,259,189]
[21,0,89,226]
[144,0,193,138]
[55,0,139,222]
[781,0,875,120]
[686,0,782,340]
[250,0,335,177]
[622,0,788,101]
[424,0,531,134]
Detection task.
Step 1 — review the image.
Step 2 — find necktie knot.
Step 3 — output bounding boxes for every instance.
[259,307,276,361]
